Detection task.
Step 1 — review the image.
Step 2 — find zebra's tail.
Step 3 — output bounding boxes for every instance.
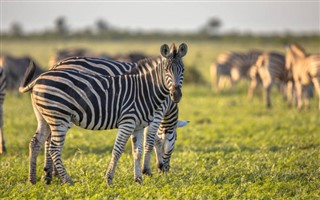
[19,61,37,93]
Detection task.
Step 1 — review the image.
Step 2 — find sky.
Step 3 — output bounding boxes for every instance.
[1,1,320,34]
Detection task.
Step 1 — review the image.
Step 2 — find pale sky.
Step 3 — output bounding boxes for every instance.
[1,1,320,34]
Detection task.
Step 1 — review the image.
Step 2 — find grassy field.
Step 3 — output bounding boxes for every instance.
[1,39,320,199]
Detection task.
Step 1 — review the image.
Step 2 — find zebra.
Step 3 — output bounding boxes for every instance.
[43,55,188,181]
[19,43,188,185]
[211,50,262,91]
[0,54,44,153]
[285,43,320,110]
[247,52,288,108]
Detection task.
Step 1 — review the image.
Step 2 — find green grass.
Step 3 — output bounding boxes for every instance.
[1,39,320,199]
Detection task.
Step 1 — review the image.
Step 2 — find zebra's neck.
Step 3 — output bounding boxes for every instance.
[128,57,170,122]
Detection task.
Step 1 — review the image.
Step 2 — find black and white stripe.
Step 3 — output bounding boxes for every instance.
[20,43,188,185]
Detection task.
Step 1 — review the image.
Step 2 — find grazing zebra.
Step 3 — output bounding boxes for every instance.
[247,52,288,108]
[19,43,188,185]
[211,50,262,90]
[0,54,44,153]
[285,43,320,110]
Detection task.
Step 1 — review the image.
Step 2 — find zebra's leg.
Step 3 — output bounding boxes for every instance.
[29,115,51,184]
[131,129,143,183]
[48,126,73,185]
[154,134,164,173]
[295,81,303,110]
[312,77,320,110]
[142,121,161,176]
[0,103,6,153]
[262,79,272,108]
[43,135,55,184]
[287,81,294,107]
[105,124,133,185]
[302,84,310,109]
[43,137,59,185]
[160,132,176,173]
[248,77,258,100]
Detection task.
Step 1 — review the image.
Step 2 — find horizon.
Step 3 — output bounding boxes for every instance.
[1,1,320,35]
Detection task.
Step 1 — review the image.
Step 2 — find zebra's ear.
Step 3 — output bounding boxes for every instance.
[160,44,170,58]
[178,43,188,57]
[177,120,190,128]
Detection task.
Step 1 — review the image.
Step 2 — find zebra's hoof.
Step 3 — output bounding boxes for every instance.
[29,178,36,185]
[135,176,143,184]
[106,176,113,185]
[142,168,152,176]
[158,163,170,173]
[44,177,52,185]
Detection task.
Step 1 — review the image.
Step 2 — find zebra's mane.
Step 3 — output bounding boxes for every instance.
[128,56,162,74]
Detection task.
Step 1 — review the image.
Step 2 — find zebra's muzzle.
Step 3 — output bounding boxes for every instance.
[170,86,182,103]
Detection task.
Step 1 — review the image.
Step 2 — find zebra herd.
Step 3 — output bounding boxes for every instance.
[0,42,319,185]
[212,43,320,109]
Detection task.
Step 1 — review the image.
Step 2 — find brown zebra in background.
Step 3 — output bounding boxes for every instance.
[211,50,262,91]
[285,43,320,110]
[0,54,45,153]
[247,52,288,108]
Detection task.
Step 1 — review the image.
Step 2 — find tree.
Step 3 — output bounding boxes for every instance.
[201,17,222,35]
[10,22,23,36]
[95,19,109,34]
[55,16,68,36]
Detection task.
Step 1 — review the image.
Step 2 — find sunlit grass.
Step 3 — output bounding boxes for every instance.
[1,39,320,199]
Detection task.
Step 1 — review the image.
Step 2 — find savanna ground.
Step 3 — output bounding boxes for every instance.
[1,39,320,199]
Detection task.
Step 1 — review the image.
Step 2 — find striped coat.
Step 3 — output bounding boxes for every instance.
[20,43,188,185]
[211,50,262,91]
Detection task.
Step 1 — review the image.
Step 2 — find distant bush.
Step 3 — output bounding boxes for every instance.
[184,65,206,85]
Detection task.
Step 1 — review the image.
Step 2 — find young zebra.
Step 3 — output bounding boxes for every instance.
[211,50,262,91]
[286,43,320,110]
[19,43,188,185]
[247,52,288,108]
[43,55,187,181]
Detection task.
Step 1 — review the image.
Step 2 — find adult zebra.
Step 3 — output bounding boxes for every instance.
[247,52,288,108]
[211,50,262,91]
[43,54,188,181]
[285,43,320,110]
[19,43,188,185]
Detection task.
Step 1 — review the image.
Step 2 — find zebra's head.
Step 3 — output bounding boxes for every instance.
[160,43,188,103]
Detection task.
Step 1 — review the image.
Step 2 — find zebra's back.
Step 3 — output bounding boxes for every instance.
[33,69,136,130]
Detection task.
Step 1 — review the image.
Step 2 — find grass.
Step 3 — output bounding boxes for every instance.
[1,39,320,199]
